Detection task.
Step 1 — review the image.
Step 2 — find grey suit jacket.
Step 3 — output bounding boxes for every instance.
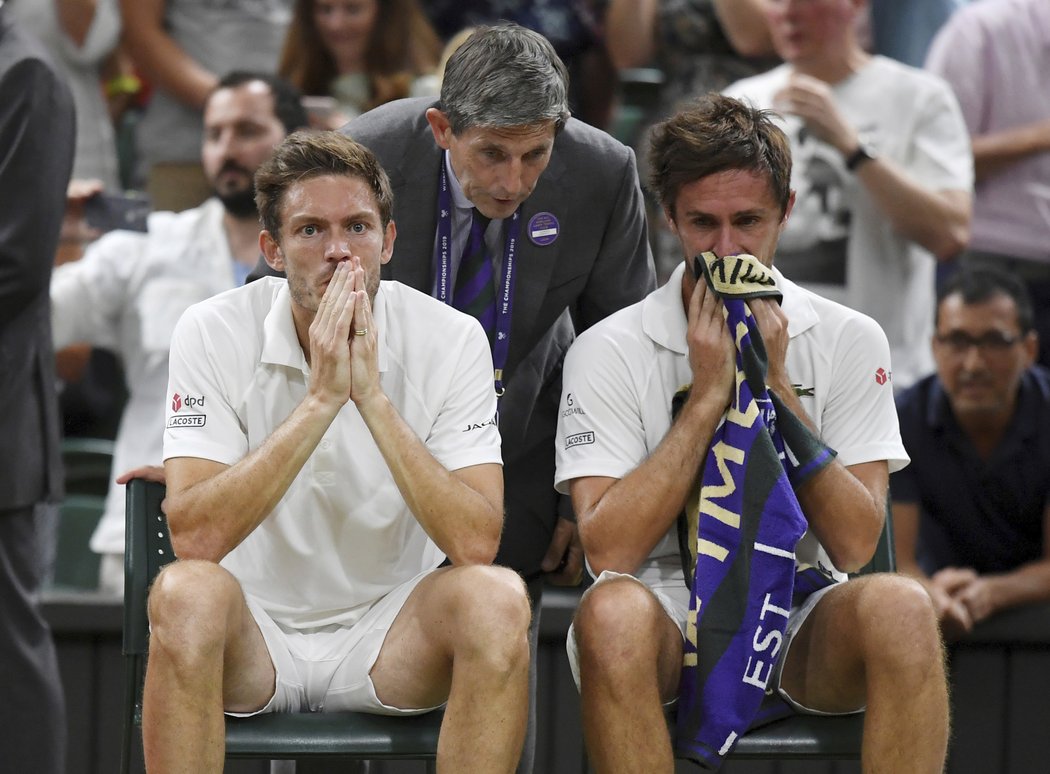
[342,98,655,574]
[0,10,74,509]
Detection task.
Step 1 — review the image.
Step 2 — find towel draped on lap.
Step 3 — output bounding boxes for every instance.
[673,252,837,769]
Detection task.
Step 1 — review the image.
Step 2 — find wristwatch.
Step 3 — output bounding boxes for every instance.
[844,138,878,171]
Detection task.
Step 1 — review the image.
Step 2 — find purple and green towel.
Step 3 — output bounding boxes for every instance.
[672,252,837,769]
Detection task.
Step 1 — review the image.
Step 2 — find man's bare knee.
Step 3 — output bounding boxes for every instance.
[575,577,670,675]
[148,560,244,662]
[852,574,943,672]
[445,565,531,664]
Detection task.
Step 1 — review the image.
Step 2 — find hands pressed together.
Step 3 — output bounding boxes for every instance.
[308,257,381,411]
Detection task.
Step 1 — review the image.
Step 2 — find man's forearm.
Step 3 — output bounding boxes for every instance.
[577,393,726,575]
[852,156,971,260]
[980,561,1050,614]
[771,382,886,572]
[165,394,341,562]
[356,391,503,566]
[971,119,1050,182]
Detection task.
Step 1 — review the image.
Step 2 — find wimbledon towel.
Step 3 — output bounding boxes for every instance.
[673,252,837,768]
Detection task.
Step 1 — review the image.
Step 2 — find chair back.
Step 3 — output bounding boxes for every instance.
[123,478,173,657]
[51,494,107,590]
[61,437,115,497]
[121,478,172,774]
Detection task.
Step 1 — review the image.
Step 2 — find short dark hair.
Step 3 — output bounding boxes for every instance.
[254,131,394,241]
[212,71,309,135]
[438,23,570,135]
[936,266,1034,332]
[648,92,792,219]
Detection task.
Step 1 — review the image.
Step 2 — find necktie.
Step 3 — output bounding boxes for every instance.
[453,209,496,342]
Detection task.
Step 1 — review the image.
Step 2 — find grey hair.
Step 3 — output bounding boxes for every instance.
[438,23,570,135]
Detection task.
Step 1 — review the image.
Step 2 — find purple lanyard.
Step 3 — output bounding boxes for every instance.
[434,161,519,397]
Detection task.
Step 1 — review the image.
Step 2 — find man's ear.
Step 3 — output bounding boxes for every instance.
[381,219,396,265]
[260,230,284,271]
[664,206,678,235]
[1023,330,1039,368]
[425,108,453,150]
[782,190,797,224]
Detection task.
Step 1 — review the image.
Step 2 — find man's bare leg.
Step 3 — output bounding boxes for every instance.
[370,564,532,773]
[781,574,949,774]
[142,560,276,773]
[573,576,684,774]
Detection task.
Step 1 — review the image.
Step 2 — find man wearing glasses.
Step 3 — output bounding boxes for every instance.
[892,265,1050,641]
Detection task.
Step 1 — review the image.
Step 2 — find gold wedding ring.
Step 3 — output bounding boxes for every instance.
[353,328,369,336]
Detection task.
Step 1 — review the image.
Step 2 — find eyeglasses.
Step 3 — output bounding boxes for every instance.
[935,331,1023,356]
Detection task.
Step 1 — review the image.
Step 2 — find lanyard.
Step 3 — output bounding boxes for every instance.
[434,161,519,397]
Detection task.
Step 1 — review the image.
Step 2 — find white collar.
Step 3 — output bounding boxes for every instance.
[443,151,474,213]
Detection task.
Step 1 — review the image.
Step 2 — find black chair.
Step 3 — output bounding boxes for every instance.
[61,436,115,497]
[121,478,440,774]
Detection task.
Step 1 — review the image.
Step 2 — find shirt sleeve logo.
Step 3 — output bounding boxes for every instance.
[168,392,207,428]
[565,431,595,449]
[874,368,891,386]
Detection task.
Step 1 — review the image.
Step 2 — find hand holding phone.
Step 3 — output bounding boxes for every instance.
[83,193,152,233]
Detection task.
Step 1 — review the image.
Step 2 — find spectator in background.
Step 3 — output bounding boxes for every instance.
[604,0,779,280]
[869,0,964,67]
[925,0,1050,368]
[421,0,613,126]
[9,0,122,190]
[725,0,973,390]
[120,0,292,211]
[605,0,777,112]
[0,4,75,770]
[279,0,443,129]
[51,72,307,594]
[893,267,1050,641]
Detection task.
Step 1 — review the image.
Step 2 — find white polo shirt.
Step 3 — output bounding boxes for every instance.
[164,277,502,630]
[555,261,908,592]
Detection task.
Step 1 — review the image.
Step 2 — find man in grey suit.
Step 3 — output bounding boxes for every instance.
[0,3,75,771]
[346,24,655,580]
[349,25,655,772]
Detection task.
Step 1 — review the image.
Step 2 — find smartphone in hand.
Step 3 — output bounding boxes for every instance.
[83,193,151,233]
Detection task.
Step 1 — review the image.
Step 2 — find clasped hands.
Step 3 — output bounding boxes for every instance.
[308,257,381,409]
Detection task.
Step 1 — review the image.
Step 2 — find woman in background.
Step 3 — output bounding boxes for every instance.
[279,0,443,128]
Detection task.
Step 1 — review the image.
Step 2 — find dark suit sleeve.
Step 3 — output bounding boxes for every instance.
[574,144,655,331]
[0,55,74,327]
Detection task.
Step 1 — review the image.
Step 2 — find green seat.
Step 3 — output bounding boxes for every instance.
[61,436,115,497]
[50,494,106,590]
[121,478,440,773]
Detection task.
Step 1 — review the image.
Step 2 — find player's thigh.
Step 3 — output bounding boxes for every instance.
[780,574,936,713]
[779,579,872,713]
[370,564,530,707]
[149,559,275,711]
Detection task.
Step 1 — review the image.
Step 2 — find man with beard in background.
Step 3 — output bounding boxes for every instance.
[50,71,307,593]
